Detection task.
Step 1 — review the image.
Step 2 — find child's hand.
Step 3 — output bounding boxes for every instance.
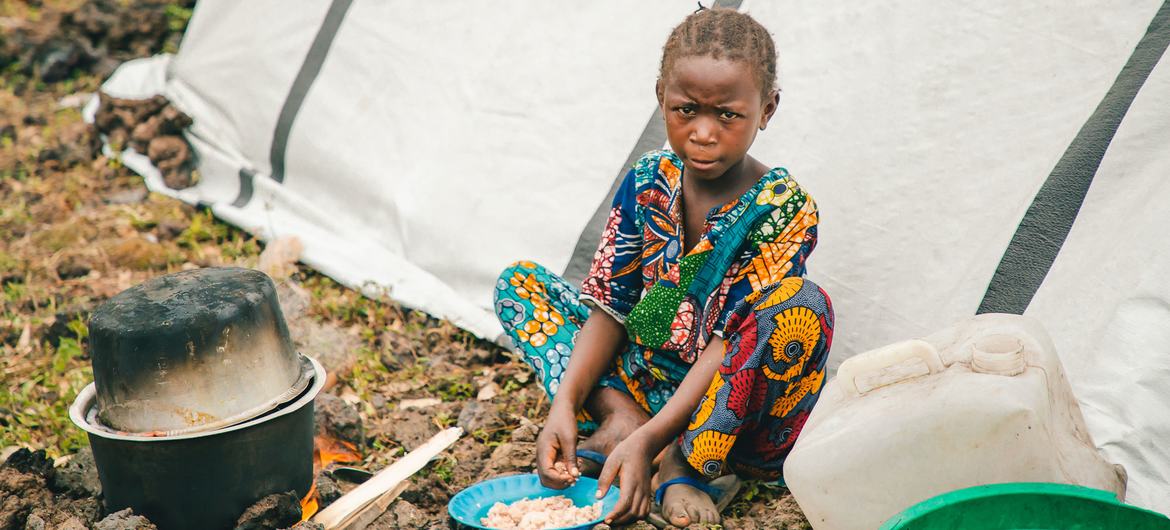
[596,433,654,524]
[535,405,580,489]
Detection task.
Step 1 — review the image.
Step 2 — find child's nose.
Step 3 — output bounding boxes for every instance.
[690,117,718,145]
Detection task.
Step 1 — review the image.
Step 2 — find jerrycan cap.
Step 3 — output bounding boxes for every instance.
[971,334,1026,376]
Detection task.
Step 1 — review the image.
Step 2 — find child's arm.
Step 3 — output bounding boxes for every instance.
[535,309,626,488]
[631,335,724,451]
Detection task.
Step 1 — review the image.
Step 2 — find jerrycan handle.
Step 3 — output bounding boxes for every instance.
[837,339,945,396]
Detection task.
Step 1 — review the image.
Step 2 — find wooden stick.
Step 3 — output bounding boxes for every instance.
[314,427,463,530]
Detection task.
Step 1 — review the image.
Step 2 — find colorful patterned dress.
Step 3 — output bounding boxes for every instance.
[494,150,833,480]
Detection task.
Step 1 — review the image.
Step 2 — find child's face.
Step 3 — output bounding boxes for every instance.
[658,56,778,181]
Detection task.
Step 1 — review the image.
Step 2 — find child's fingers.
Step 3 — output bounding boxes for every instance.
[605,468,643,524]
[596,459,619,499]
[559,434,579,477]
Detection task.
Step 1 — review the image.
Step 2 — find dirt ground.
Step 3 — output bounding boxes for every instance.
[0,1,811,529]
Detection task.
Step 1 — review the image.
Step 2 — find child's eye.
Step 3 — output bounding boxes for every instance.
[720,111,740,120]
[676,105,696,117]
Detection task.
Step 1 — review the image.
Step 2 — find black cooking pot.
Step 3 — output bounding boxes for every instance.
[69,357,324,530]
[88,267,311,435]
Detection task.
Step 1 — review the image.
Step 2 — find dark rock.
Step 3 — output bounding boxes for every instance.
[314,393,364,447]
[316,472,341,510]
[50,448,101,498]
[456,401,501,435]
[3,449,53,480]
[233,491,301,530]
[93,509,157,530]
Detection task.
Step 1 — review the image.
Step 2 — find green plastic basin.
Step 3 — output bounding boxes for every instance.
[880,483,1170,530]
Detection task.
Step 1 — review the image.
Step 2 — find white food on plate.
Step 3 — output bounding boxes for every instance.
[480,495,602,530]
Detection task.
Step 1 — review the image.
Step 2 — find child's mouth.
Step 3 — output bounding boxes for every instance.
[689,158,719,171]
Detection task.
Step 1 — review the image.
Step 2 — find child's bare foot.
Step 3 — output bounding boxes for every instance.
[655,442,719,527]
[576,387,649,476]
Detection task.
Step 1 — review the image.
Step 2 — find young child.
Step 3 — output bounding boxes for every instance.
[494,8,833,527]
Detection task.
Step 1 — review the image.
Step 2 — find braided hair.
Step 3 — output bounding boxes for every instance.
[658,8,778,98]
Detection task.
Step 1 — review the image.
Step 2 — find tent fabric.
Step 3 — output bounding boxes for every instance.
[92,0,1169,512]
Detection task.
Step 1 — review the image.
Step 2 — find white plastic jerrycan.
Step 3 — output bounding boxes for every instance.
[783,313,1126,530]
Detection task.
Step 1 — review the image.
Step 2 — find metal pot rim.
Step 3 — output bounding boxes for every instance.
[71,354,326,442]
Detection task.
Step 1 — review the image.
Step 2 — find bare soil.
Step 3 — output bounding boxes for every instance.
[0,2,811,529]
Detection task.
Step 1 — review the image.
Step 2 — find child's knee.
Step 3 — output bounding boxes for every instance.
[751,277,829,310]
[731,277,833,361]
[495,260,546,299]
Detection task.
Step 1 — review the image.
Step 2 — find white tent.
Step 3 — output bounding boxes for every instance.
[91,0,1170,512]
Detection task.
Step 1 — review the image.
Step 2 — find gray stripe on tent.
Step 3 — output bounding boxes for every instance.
[231,168,256,207]
[232,0,354,207]
[562,0,744,286]
[269,0,353,184]
[978,1,1170,315]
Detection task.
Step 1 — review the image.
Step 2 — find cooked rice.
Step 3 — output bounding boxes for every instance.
[480,495,602,530]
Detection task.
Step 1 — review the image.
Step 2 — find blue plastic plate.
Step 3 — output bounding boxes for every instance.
[448,474,621,530]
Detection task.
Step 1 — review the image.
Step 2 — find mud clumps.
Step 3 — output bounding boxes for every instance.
[0,0,191,85]
[0,450,55,530]
[93,93,197,189]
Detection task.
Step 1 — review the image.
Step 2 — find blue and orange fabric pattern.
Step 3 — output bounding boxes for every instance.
[494,150,833,480]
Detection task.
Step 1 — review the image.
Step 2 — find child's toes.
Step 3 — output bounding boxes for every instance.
[667,504,692,527]
[699,506,720,525]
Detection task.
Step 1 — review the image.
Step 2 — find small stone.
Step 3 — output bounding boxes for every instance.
[510,418,539,443]
[456,401,501,435]
[476,382,501,401]
[93,509,157,530]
